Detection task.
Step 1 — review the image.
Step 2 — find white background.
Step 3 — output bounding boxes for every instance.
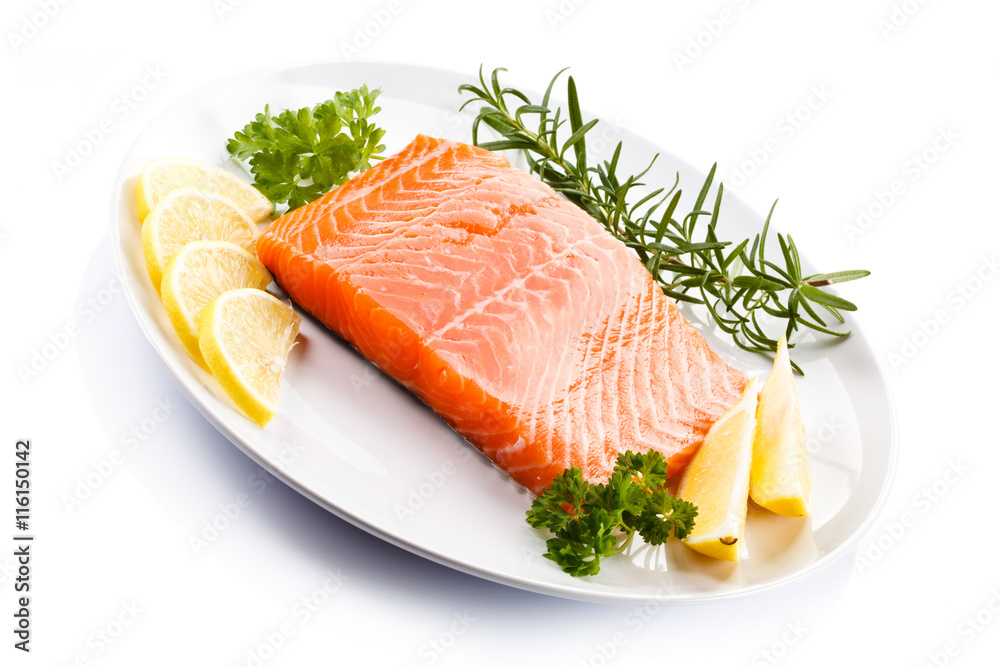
[4,0,999,665]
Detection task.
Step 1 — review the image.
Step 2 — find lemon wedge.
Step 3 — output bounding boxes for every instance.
[141,189,257,293]
[750,335,812,516]
[198,289,300,427]
[160,241,272,368]
[678,376,759,561]
[136,157,271,223]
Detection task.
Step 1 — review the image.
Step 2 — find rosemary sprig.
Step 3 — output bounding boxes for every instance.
[458,67,869,373]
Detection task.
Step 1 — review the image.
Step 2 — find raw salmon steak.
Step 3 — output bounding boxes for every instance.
[257,135,747,494]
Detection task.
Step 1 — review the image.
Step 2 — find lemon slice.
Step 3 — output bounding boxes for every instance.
[750,335,812,516]
[198,288,300,427]
[160,241,272,368]
[136,157,271,223]
[141,189,258,293]
[678,376,759,561]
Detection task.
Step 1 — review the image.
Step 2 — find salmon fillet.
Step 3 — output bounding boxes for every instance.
[257,135,747,494]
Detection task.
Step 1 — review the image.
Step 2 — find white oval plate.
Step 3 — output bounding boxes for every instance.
[112,62,896,604]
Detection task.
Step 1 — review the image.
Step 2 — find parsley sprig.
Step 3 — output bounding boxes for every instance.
[526,451,697,577]
[227,86,386,212]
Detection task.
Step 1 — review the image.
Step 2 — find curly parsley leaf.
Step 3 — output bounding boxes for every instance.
[525,466,589,532]
[614,450,668,491]
[543,508,620,577]
[526,451,698,577]
[588,466,646,527]
[227,86,387,212]
[636,490,698,546]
